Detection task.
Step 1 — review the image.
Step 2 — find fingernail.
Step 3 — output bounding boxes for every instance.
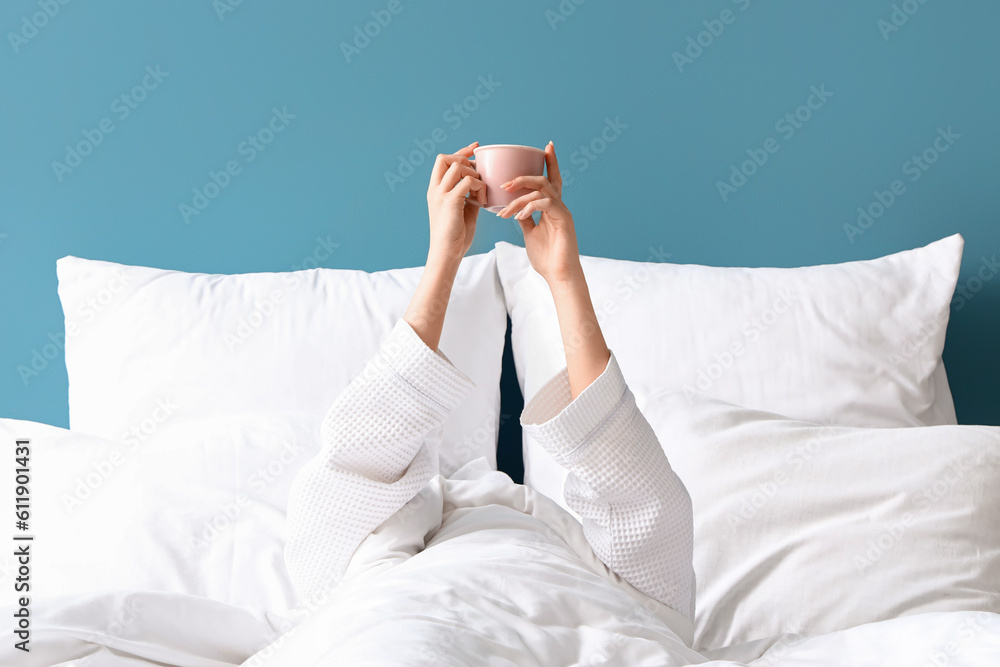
[500,181,512,189]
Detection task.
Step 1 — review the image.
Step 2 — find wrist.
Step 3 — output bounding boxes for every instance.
[405,263,455,352]
[426,245,464,275]
[545,260,586,294]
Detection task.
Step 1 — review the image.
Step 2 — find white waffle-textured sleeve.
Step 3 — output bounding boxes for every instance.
[520,350,696,622]
[283,317,476,607]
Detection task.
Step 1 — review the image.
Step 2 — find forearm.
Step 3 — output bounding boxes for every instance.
[547,263,611,401]
[404,249,462,352]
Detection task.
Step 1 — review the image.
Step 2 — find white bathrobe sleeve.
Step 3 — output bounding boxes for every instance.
[283,317,477,607]
[520,351,696,622]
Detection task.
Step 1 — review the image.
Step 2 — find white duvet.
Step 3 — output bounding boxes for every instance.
[3,458,998,666]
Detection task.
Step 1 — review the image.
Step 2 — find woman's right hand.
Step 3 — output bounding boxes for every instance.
[425,141,486,267]
[406,142,484,352]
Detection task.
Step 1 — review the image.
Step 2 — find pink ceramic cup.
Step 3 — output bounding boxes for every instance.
[471,144,546,214]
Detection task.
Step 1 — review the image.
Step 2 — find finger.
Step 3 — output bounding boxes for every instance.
[460,142,482,182]
[440,163,482,192]
[454,176,487,216]
[544,141,562,194]
[514,197,555,221]
[437,161,462,192]
[516,211,536,236]
[450,174,483,201]
[471,180,487,208]
[500,175,557,200]
[431,154,472,187]
[454,141,478,157]
[431,146,477,185]
[497,190,543,218]
[465,186,485,208]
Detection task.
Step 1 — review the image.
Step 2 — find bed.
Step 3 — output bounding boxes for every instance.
[1,234,997,666]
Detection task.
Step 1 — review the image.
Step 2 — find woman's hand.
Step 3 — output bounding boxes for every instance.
[498,141,610,399]
[406,142,485,352]
[496,141,582,286]
[426,141,486,267]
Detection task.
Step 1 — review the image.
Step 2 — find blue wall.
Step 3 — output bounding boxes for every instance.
[2,1,998,428]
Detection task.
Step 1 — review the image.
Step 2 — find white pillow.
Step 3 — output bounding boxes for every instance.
[0,412,323,613]
[636,390,1000,651]
[56,250,507,476]
[494,235,963,514]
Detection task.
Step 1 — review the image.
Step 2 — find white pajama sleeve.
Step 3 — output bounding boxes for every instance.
[520,350,696,622]
[283,317,476,607]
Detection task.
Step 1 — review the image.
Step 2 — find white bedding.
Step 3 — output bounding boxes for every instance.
[4,457,997,666]
[4,592,998,666]
[0,590,285,667]
[25,235,992,665]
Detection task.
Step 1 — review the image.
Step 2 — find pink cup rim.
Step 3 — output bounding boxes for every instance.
[473,144,545,155]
